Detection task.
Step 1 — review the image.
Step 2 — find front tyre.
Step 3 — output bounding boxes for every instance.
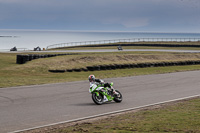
[113,90,122,103]
[92,93,103,105]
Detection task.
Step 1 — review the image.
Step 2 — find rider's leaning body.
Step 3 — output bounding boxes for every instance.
[88,75,115,94]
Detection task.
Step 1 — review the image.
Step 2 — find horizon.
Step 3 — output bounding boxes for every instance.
[1,29,200,34]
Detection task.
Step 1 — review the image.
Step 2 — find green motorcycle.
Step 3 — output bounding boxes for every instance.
[89,82,122,105]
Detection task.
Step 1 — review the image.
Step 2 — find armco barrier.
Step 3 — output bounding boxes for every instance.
[16,53,78,64]
[46,37,200,50]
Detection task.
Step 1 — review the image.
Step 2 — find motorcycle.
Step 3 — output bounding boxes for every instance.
[89,82,122,105]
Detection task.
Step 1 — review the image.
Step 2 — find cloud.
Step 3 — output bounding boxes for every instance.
[102,17,149,28]
[0,0,200,32]
[121,18,149,28]
[0,0,24,3]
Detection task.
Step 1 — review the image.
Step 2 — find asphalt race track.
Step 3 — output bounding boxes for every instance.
[1,71,200,132]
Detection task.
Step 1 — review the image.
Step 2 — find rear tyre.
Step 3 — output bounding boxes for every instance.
[92,93,103,105]
[113,90,122,103]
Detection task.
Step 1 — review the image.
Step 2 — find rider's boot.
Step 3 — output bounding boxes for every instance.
[111,86,115,93]
[111,86,120,97]
[111,86,116,94]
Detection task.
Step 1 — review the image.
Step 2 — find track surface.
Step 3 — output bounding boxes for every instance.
[1,71,200,132]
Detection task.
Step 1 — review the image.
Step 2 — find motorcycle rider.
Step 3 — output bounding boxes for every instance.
[88,75,116,94]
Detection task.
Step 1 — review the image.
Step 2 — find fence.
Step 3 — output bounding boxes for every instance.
[46,38,200,50]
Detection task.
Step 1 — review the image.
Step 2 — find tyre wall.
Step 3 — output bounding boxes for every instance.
[49,60,200,73]
[16,53,78,64]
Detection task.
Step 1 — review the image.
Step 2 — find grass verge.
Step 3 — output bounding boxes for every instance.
[25,97,200,133]
[60,98,200,133]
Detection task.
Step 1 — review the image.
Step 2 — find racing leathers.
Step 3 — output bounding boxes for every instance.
[89,79,114,94]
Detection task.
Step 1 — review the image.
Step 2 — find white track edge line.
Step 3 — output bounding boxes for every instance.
[9,94,200,133]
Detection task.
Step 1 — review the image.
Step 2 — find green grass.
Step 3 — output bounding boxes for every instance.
[60,98,200,133]
[1,52,200,88]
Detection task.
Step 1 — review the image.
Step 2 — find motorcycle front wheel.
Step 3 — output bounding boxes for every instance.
[92,93,103,105]
[113,90,122,103]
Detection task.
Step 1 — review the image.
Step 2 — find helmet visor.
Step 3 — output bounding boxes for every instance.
[89,78,93,82]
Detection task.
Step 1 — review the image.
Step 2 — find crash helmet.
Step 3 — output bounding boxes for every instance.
[88,75,95,82]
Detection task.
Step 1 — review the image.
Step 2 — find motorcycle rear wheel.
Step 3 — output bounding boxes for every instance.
[92,93,103,105]
[113,90,122,103]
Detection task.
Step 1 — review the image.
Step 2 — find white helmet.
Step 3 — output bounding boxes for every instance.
[88,75,95,82]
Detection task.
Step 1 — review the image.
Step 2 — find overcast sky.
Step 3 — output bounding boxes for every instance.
[0,0,200,32]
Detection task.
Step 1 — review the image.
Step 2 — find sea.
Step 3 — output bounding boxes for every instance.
[1,29,200,51]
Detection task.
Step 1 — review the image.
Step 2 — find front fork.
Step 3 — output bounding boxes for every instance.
[95,91,100,97]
